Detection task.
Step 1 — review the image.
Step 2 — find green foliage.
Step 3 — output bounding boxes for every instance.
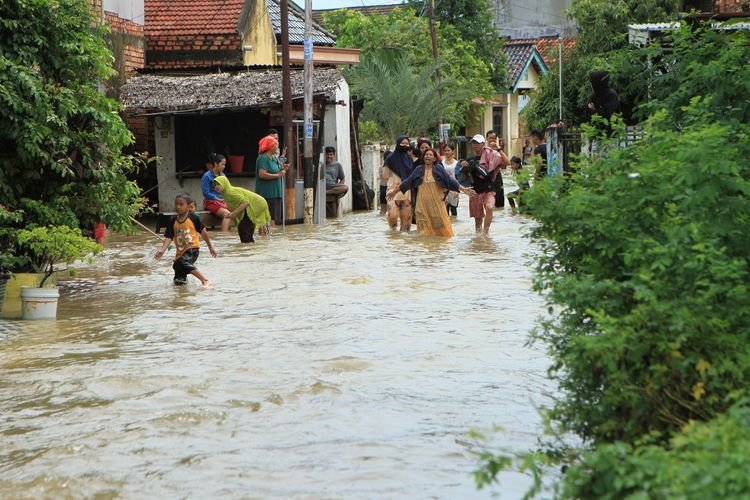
[323,6,498,134]
[0,0,146,272]
[561,403,750,498]
[477,25,750,496]
[17,226,102,287]
[407,0,506,87]
[525,106,750,443]
[521,0,681,130]
[357,120,384,145]
[347,53,470,140]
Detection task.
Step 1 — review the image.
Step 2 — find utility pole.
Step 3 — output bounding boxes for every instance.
[281,0,294,220]
[302,0,314,224]
[559,35,563,121]
[428,0,443,141]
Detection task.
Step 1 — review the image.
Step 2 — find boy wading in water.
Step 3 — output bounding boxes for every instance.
[155,194,217,285]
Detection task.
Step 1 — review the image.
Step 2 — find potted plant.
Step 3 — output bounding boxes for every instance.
[15,226,102,320]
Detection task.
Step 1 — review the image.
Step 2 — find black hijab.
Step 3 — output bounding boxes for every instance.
[384,135,414,180]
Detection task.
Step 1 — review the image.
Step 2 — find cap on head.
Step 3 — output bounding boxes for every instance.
[471,134,485,144]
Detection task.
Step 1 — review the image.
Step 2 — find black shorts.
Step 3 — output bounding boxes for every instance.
[379,185,387,205]
[173,248,199,285]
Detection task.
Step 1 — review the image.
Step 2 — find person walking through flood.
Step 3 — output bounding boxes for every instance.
[460,134,508,235]
[442,143,460,217]
[255,135,289,226]
[383,136,415,231]
[155,193,217,286]
[387,147,474,237]
[213,176,271,243]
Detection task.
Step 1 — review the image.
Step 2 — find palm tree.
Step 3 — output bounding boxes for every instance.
[346,52,468,141]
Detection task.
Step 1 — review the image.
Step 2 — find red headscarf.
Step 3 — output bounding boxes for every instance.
[258,135,278,154]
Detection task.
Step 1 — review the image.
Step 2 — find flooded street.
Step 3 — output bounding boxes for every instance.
[0,206,553,498]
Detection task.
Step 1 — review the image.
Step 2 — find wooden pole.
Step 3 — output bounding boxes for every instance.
[349,100,369,210]
[281,0,295,221]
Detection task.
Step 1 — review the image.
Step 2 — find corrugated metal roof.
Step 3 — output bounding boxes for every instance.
[627,22,680,31]
[266,0,336,46]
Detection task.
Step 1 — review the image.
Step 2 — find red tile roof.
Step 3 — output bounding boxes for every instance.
[145,0,245,36]
[510,36,576,67]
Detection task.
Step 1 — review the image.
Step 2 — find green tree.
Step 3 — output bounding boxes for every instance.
[0,0,145,272]
[476,25,750,496]
[347,52,469,140]
[408,0,506,87]
[521,0,681,130]
[323,6,498,134]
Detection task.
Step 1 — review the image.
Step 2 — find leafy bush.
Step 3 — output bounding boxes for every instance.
[16,226,102,287]
[524,103,750,444]
[477,23,750,497]
[0,0,146,273]
[561,403,750,498]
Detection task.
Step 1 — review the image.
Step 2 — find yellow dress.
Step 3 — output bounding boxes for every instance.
[415,167,454,237]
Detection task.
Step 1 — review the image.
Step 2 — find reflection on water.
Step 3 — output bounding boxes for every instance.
[0,206,553,498]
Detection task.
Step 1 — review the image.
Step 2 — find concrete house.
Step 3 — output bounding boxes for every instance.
[121,0,360,217]
[466,41,548,158]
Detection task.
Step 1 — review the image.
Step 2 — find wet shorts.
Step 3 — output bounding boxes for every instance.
[469,191,496,218]
[203,198,229,214]
[173,248,199,285]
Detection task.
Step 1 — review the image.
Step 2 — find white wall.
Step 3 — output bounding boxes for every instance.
[103,0,143,21]
[494,0,575,38]
[322,78,353,215]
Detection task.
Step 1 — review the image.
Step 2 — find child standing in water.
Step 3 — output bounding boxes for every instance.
[155,193,217,285]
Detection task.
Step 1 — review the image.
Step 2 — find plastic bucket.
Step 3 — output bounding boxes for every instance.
[21,286,59,320]
[228,155,245,173]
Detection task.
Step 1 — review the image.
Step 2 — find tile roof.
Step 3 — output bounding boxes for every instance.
[146,0,336,45]
[501,42,548,90]
[145,0,245,35]
[502,42,535,87]
[265,0,336,46]
[510,36,576,67]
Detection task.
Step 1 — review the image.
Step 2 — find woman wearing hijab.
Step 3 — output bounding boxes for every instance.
[387,147,474,237]
[382,136,415,231]
[213,176,272,243]
[255,135,289,225]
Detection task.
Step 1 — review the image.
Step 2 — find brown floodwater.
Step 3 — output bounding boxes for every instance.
[0,204,553,499]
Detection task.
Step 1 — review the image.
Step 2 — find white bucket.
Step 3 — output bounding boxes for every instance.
[20,286,59,320]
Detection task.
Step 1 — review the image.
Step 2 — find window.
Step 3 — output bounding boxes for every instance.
[492,106,504,137]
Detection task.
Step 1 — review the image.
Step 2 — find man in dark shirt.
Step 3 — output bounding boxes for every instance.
[530,129,547,181]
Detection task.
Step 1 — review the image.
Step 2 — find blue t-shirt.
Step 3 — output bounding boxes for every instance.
[201,170,225,201]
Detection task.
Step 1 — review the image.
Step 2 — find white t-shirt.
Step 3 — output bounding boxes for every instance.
[443,158,459,178]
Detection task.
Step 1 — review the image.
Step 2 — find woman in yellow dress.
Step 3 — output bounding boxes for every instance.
[387,148,475,236]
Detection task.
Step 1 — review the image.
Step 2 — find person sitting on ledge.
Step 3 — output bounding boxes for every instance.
[324,146,348,197]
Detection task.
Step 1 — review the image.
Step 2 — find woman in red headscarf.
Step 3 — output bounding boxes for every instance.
[255,135,289,225]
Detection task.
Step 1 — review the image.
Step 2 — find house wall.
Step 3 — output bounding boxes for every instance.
[154,116,256,212]
[145,33,243,69]
[322,79,353,214]
[494,0,575,38]
[242,0,278,66]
